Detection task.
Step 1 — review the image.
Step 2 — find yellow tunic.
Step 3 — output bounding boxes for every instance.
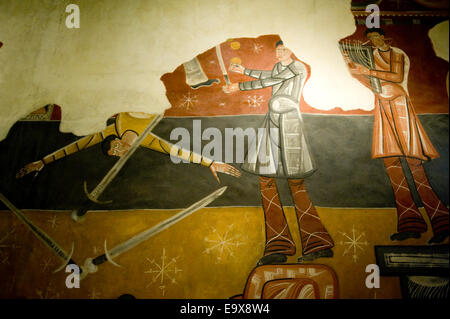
[42,112,213,167]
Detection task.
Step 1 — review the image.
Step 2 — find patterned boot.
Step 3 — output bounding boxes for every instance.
[407,158,449,244]
[257,176,296,266]
[383,157,427,241]
[287,178,334,262]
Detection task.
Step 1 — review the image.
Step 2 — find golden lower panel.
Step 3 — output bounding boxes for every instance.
[0,206,445,299]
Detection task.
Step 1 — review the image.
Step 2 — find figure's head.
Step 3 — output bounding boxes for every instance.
[275,40,293,63]
[102,135,131,157]
[365,28,386,48]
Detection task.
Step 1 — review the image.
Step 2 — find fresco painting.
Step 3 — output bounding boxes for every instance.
[0,1,448,301]
[341,27,448,244]
[222,40,335,266]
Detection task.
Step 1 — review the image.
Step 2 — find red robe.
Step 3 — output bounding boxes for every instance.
[356,47,439,161]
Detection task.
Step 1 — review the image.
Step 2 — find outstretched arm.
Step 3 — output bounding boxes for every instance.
[141,133,241,183]
[229,63,272,79]
[16,124,116,178]
[239,65,300,91]
[225,62,303,93]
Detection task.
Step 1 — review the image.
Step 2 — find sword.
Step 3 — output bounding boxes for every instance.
[0,192,79,273]
[216,44,230,85]
[81,186,227,279]
[72,113,164,221]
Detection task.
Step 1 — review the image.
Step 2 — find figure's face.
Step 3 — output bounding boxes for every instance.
[107,138,131,157]
[276,45,292,62]
[366,32,385,48]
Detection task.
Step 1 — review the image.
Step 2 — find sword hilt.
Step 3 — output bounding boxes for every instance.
[84,181,112,205]
[91,240,121,268]
[71,200,92,222]
[53,242,77,273]
[223,74,230,86]
[77,187,227,279]
[82,240,121,279]
[81,114,163,210]
[71,181,112,222]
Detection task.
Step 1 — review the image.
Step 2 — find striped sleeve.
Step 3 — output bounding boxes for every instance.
[243,68,272,79]
[42,125,116,165]
[142,133,213,167]
[239,66,297,91]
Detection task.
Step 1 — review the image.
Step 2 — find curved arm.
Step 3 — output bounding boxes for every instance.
[368,50,404,83]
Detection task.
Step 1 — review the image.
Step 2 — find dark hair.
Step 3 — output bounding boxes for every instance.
[101,135,118,156]
[275,40,284,48]
[365,28,385,36]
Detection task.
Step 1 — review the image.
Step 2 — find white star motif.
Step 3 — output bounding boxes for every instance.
[246,95,264,108]
[178,92,198,110]
[252,42,264,54]
[144,248,182,296]
[40,258,53,272]
[36,284,60,299]
[92,246,102,254]
[203,224,245,263]
[0,228,20,251]
[338,225,369,262]
[0,227,20,266]
[47,214,60,229]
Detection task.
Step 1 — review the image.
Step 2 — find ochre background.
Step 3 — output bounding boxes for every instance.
[0,206,447,298]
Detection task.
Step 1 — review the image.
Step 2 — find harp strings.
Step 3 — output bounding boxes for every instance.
[340,39,372,69]
[340,39,382,93]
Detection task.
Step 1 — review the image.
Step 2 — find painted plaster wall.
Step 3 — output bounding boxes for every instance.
[0,0,373,140]
[429,21,449,62]
[429,21,449,95]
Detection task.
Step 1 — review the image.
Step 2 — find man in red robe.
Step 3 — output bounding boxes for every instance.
[345,28,448,244]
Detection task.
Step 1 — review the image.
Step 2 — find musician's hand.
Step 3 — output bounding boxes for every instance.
[229,63,245,74]
[222,83,239,94]
[209,162,241,183]
[350,64,370,75]
[16,160,44,179]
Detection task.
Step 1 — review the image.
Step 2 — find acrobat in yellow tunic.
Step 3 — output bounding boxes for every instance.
[41,112,213,167]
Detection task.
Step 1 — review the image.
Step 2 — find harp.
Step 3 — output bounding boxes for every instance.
[339,40,382,94]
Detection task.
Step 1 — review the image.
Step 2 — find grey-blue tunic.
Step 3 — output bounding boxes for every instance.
[239,60,316,178]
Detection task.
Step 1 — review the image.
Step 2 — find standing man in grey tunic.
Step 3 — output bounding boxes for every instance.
[223,40,334,265]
